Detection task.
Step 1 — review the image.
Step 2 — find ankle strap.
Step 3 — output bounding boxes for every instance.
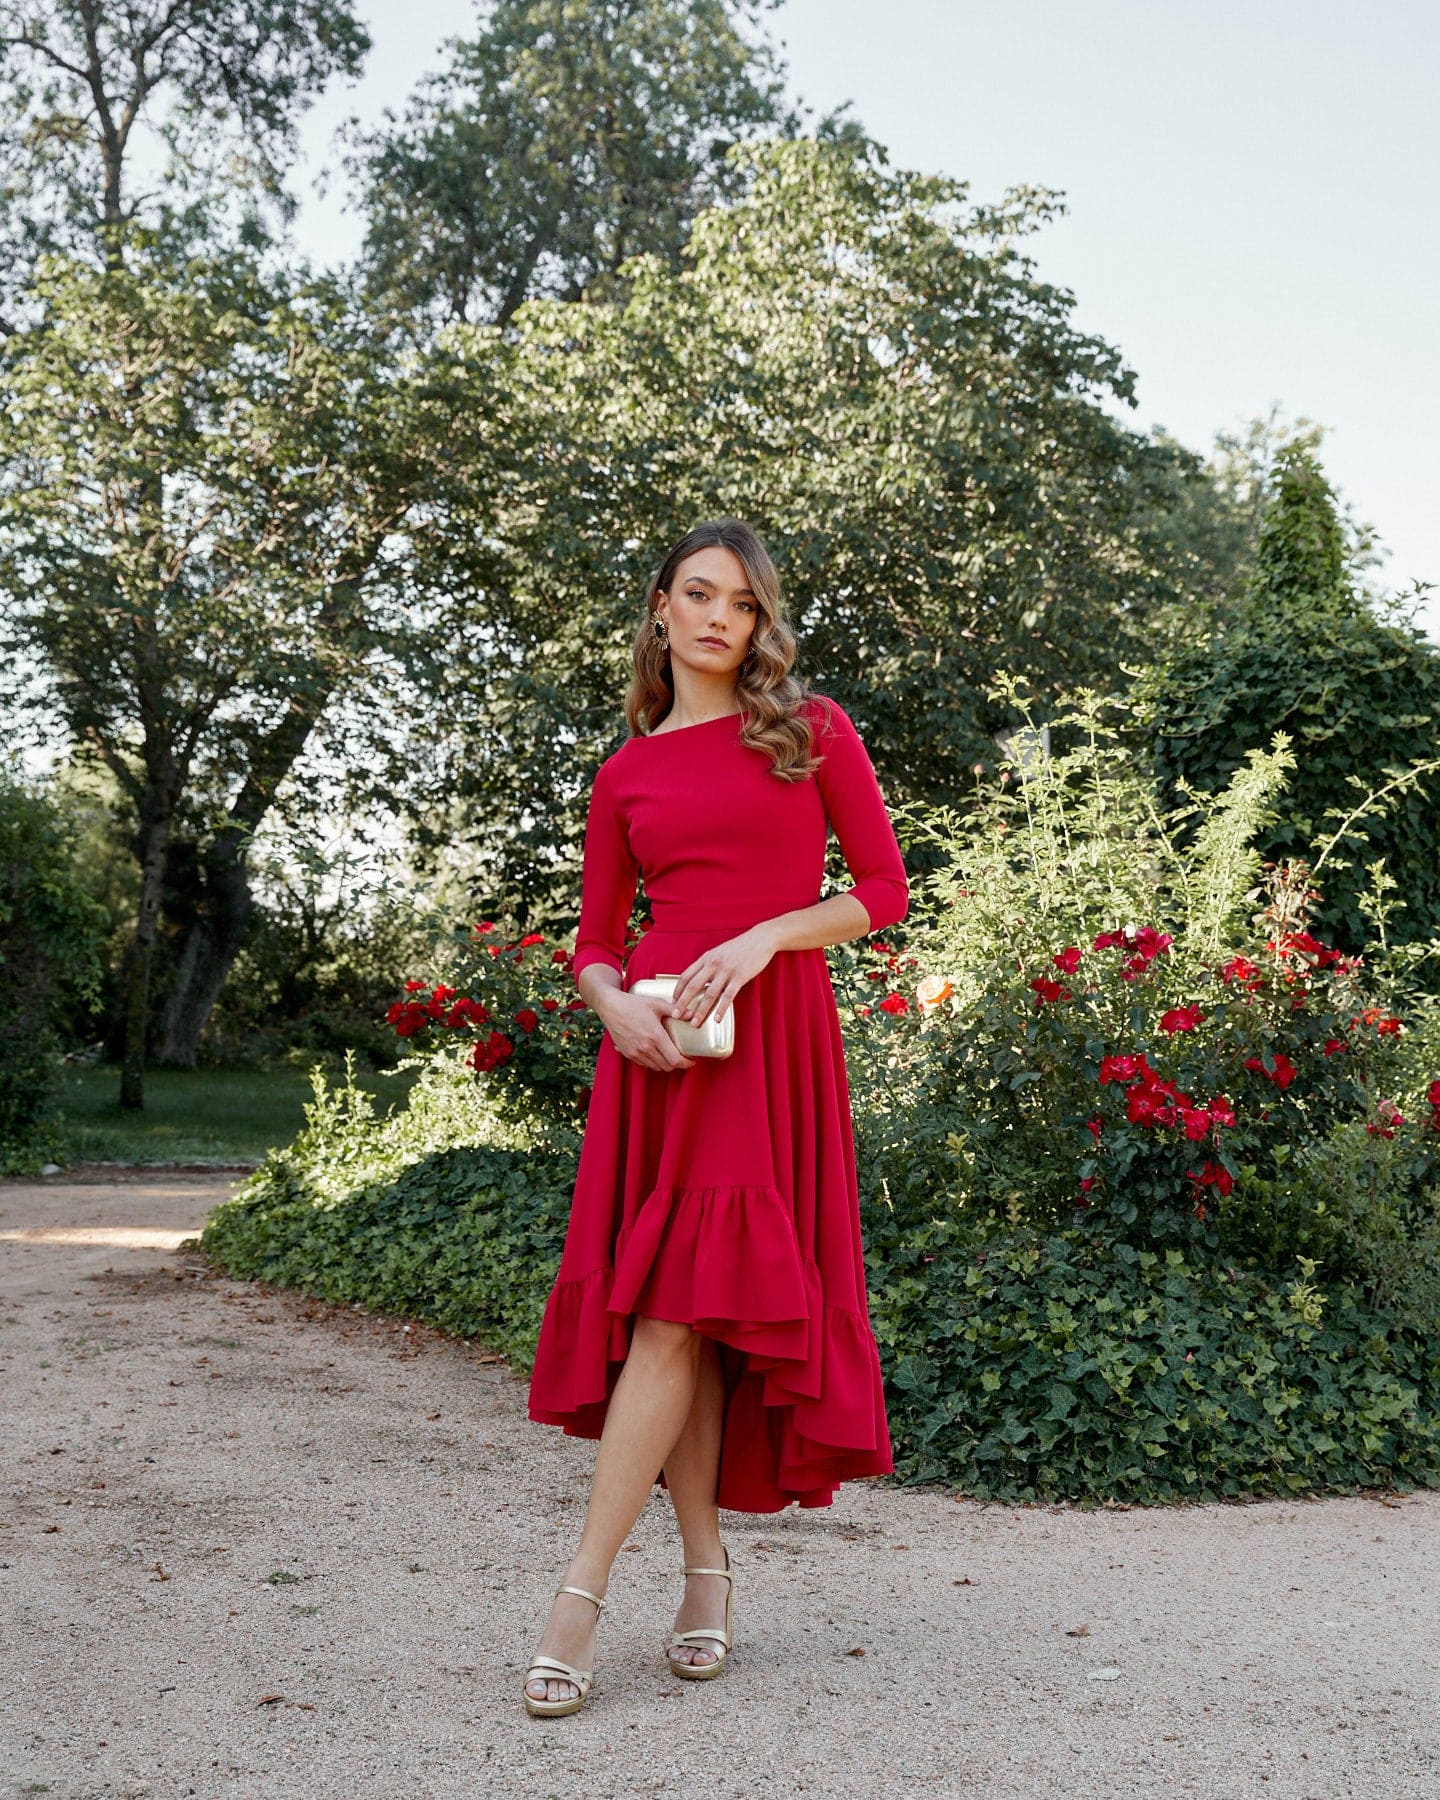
[683,1565,732,1581]
[557,1583,605,1609]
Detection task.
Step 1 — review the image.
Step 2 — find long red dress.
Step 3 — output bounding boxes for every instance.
[526,693,909,1511]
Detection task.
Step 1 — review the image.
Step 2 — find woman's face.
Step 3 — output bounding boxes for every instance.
[656,545,759,676]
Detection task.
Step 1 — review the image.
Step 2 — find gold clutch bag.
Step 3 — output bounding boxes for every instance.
[628,973,735,1059]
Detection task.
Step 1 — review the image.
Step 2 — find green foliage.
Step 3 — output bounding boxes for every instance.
[199,1052,577,1365]
[416,134,1239,930]
[0,757,109,1171]
[199,1049,1440,1504]
[863,1218,1440,1504]
[832,680,1440,1343]
[0,0,369,297]
[1137,446,1440,953]
[347,0,803,330]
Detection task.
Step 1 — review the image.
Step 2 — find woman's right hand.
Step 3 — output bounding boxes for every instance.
[599,990,697,1073]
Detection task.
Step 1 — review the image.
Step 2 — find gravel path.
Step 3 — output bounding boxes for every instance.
[3,1168,1437,1799]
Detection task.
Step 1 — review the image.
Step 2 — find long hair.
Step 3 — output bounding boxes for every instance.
[622,519,828,782]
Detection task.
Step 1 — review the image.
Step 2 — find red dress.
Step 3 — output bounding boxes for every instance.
[526,693,909,1511]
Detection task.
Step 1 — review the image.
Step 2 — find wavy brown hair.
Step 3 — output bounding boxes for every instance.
[622,518,831,782]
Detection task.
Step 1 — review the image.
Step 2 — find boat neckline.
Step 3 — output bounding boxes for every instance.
[639,710,745,739]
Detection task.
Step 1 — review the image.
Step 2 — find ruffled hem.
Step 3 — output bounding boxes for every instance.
[526,1182,893,1512]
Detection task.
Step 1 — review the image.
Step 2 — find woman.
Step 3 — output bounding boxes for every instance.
[523,518,909,1716]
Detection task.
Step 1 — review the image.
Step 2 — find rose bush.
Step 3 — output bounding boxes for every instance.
[203,676,1440,1503]
[841,682,1440,1274]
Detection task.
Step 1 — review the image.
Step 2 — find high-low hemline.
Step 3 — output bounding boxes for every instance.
[525,695,907,1512]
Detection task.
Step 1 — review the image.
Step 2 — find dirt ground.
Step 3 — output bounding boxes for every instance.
[2,1167,1437,1800]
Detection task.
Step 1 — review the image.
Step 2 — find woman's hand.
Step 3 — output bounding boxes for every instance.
[600,990,698,1074]
[669,925,777,1030]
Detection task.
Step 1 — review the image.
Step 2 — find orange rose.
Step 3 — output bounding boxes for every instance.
[916,974,953,1012]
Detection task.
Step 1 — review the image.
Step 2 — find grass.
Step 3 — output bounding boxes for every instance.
[53,1060,422,1168]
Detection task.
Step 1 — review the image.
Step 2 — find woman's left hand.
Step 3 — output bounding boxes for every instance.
[669,926,777,1029]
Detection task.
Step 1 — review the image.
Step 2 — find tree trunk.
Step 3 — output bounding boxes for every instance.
[118,796,173,1110]
[155,827,257,1066]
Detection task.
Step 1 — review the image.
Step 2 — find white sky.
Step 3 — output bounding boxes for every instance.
[287,0,1440,640]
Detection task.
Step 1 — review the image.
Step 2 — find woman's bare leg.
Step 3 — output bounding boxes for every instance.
[525,1314,704,1705]
[659,1334,730,1667]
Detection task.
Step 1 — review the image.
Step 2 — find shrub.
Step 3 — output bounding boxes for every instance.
[197,682,1440,1503]
[0,759,108,1172]
[1135,446,1440,954]
[864,1216,1440,1504]
[843,681,1439,1265]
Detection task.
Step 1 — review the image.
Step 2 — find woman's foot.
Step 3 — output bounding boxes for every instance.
[666,1553,728,1670]
[525,1576,606,1705]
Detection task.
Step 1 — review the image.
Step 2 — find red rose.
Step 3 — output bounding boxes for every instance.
[1159,1005,1206,1035]
[1053,946,1083,974]
[514,1008,540,1033]
[1219,955,1263,990]
[878,992,909,1015]
[1028,977,1069,1006]
[1244,1052,1296,1091]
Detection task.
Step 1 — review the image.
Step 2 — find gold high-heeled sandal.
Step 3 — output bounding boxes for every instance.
[522,1583,605,1717]
[666,1546,733,1680]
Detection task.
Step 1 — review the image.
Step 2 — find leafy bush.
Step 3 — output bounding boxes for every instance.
[840,682,1440,1284]
[864,1215,1440,1503]
[199,1052,578,1360]
[0,759,109,1172]
[1135,446,1440,954]
[198,1054,1440,1505]
[197,676,1440,1503]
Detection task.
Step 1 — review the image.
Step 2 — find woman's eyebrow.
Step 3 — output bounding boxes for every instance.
[684,576,756,597]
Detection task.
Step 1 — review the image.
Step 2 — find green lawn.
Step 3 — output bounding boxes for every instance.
[54,1061,422,1167]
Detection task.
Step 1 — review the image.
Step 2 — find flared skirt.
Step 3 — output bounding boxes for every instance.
[526,920,894,1511]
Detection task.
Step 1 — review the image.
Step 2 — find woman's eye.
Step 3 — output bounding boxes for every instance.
[687,590,753,611]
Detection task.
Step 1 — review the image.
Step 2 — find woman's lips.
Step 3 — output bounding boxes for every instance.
[698,638,728,648]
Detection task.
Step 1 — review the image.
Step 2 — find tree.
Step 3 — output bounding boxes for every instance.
[0,243,506,1098]
[401,136,1236,932]
[1137,446,1440,953]
[0,0,367,311]
[344,0,846,331]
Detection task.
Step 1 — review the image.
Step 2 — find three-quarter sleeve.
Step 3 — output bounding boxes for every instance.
[811,696,909,932]
[571,757,640,984]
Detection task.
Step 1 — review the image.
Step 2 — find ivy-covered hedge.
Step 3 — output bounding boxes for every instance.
[866,1214,1440,1503]
[198,659,1440,1505]
[200,1055,1440,1506]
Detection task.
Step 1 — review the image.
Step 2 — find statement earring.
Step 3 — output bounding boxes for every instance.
[653,614,669,647]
